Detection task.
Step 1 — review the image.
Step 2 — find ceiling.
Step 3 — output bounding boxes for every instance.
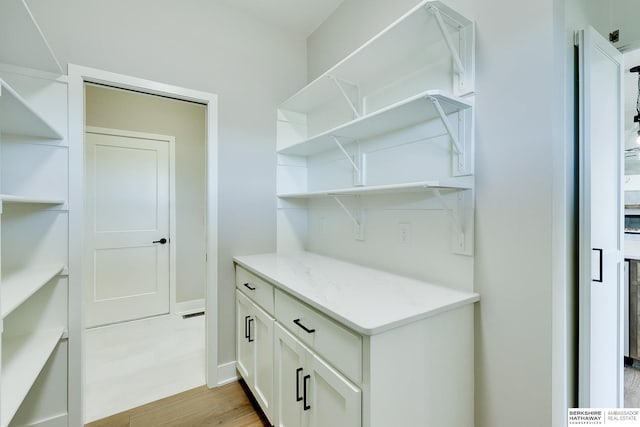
[216,0,345,37]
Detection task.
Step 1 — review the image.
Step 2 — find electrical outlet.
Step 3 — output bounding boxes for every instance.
[398,222,411,244]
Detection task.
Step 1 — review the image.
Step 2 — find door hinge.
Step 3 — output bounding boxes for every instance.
[609,29,620,43]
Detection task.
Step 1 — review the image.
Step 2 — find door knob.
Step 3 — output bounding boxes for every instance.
[152,238,168,244]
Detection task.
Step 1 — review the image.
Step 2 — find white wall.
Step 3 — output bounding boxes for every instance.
[308,1,562,426]
[85,84,207,305]
[26,0,307,365]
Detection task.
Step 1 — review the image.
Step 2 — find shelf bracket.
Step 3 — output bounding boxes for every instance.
[331,195,365,241]
[328,75,361,118]
[332,136,364,185]
[428,96,464,165]
[431,188,464,239]
[428,6,465,75]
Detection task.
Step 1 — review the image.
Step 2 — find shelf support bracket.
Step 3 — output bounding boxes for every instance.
[428,96,464,160]
[428,6,465,75]
[432,188,464,238]
[328,75,361,118]
[332,136,364,186]
[331,195,365,241]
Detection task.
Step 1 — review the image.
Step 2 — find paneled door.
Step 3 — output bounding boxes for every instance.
[577,26,624,407]
[85,127,173,327]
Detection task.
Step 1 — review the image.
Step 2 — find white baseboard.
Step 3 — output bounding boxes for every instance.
[217,361,238,386]
[15,413,67,427]
[175,299,205,315]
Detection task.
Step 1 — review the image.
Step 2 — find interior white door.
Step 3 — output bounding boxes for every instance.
[577,27,624,407]
[85,128,171,327]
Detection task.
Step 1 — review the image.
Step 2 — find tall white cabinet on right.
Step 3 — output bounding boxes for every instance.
[277,1,475,277]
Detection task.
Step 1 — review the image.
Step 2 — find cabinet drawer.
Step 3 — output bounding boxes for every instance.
[236,265,274,315]
[275,289,362,384]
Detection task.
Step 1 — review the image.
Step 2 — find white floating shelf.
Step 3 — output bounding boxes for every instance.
[1,327,64,427]
[0,0,63,74]
[278,179,473,199]
[0,194,65,205]
[278,0,474,114]
[0,79,63,139]
[278,90,471,156]
[1,264,65,319]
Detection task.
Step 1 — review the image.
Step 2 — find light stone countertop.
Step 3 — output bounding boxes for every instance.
[233,251,480,335]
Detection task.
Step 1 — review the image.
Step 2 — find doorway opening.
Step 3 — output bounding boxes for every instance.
[621,45,640,407]
[67,65,219,424]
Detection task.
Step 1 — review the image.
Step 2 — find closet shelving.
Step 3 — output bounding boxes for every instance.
[278,1,474,119]
[278,90,472,158]
[0,78,63,139]
[276,0,475,255]
[1,264,65,319]
[0,194,65,205]
[0,2,68,424]
[1,327,64,427]
[0,0,63,75]
[277,178,473,198]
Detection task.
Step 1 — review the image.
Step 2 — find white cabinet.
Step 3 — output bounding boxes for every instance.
[235,256,478,427]
[276,0,476,256]
[235,274,275,423]
[274,323,361,427]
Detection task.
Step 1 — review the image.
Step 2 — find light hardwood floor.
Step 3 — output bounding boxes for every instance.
[626,366,640,407]
[85,381,270,427]
[85,313,205,422]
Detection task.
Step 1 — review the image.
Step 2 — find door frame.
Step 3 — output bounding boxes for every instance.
[67,64,219,425]
[84,126,177,324]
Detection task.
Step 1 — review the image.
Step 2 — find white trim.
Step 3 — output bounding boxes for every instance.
[175,299,205,315]
[216,361,238,386]
[67,64,219,425]
[17,413,68,427]
[84,126,177,320]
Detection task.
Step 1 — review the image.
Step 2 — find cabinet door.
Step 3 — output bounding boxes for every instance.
[306,351,361,427]
[252,302,274,422]
[236,290,253,381]
[274,324,306,427]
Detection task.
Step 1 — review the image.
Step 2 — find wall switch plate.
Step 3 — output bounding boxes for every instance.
[398,222,411,244]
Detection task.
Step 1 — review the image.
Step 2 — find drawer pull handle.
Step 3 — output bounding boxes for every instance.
[244,315,250,339]
[303,374,311,411]
[295,368,303,402]
[247,318,254,342]
[293,318,316,334]
[244,282,256,291]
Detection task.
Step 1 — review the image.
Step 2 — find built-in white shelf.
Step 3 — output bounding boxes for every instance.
[0,194,65,205]
[0,79,63,139]
[279,90,471,156]
[1,264,64,319]
[278,0,474,115]
[1,327,64,427]
[278,179,473,199]
[0,0,63,74]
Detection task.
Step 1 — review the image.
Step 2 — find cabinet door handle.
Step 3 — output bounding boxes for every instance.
[295,368,303,402]
[243,282,256,291]
[592,248,603,283]
[247,318,254,342]
[303,374,311,411]
[293,318,316,334]
[244,315,250,339]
